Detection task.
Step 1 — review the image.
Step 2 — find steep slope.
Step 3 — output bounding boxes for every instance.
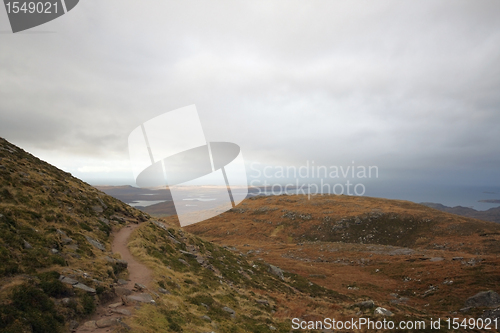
[1,137,362,333]
[0,137,148,332]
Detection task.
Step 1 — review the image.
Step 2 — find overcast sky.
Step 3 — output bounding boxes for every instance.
[1,1,499,205]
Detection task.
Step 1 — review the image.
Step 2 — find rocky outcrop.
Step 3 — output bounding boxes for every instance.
[465,290,500,309]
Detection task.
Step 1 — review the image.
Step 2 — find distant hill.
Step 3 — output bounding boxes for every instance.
[184,194,500,319]
[421,202,500,223]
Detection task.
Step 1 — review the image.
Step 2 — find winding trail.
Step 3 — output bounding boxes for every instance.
[75,222,153,332]
[111,223,152,288]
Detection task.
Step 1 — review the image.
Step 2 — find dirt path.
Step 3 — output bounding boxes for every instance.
[111,223,152,288]
[75,222,153,332]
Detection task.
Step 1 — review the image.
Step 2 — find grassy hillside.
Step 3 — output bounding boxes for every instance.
[0,138,148,332]
[0,138,361,333]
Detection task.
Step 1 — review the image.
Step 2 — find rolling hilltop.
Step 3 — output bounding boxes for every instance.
[183,193,500,322]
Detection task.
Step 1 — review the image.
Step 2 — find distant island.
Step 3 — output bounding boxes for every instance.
[421,202,500,223]
[478,199,500,204]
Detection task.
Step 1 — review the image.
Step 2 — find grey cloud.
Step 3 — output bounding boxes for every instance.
[0,0,499,189]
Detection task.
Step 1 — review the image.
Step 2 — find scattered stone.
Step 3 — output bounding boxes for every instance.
[269,326,276,331]
[430,257,444,262]
[158,287,170,294]
[267,264,284,280]
[134,283,146,291]
[51,248,59,254]
[59,276,79,285]
[195,256,205,265]
[200,303,209,310]
[84,235,106,251]
[82,320,97,330]
[99,217,110,225]
[23,240,32,249]
[374,307,393,316]
[108,301,123,308]
[465,290,500,309]
[180,249,196,257]
[111,308,131,316]
[256,299,269,306]
[61,237,73,244]
[201,315,211,322]
[57,229,73,244]
[96,318,119,328]
[178,258,190,266]
[117,279,128,285]
[452,257,464,261]
[126,293,154,304]
[116,259,128,268]
[223,306,236,316]
[390,297,409,305]
[423,285,438,296]
[114,287,133,296]
[355,300,375,309]
[73,283,96,294]
[104,256,116,264]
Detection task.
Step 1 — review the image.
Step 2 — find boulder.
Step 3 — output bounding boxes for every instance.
[268,264,284,280]
[85,235,106,251]
[114,287,132,296]
[355,300,375,309]
[223,306,236,316]
[465,290,500,308]
[59,276,79,285]
[374,307,393,316]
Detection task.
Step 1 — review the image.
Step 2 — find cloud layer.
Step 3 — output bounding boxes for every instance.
[1,0,499,189]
